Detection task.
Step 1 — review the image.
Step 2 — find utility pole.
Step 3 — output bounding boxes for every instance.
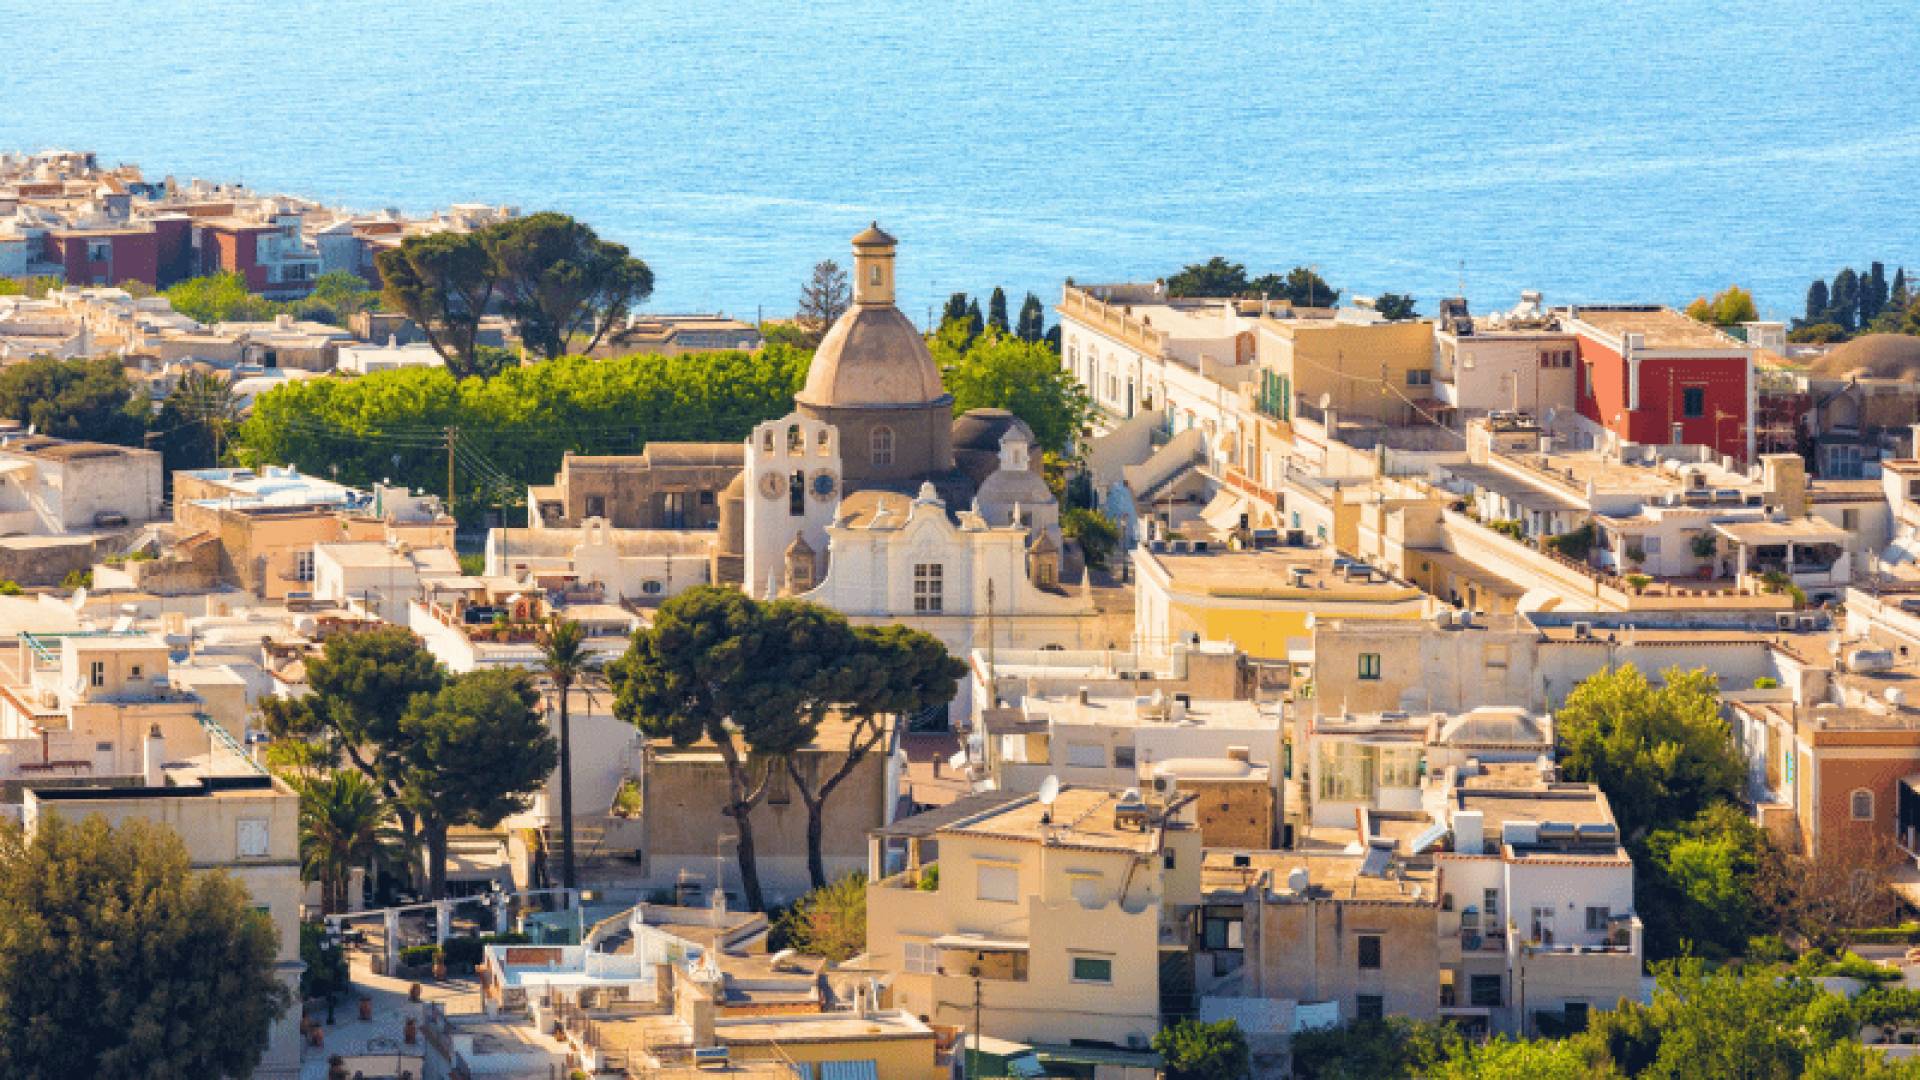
[444,425,457,516]
[970,969,983,1080]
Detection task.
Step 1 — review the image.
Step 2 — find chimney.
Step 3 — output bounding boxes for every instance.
[143,723,166,786]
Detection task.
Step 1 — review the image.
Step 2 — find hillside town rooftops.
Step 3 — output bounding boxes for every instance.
[947,787,1190,854]
[1567,305,1747,350]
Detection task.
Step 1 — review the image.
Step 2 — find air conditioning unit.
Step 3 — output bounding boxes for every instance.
[1775,612,1796,631]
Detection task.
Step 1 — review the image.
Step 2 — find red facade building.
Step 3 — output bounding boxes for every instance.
[1567,306,1754,463]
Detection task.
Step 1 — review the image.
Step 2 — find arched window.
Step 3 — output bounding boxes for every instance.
[1851,788,1875,821]
[761,429,775,452]
[869,264,882,286]
[787,425,804,453]
[871,426,895,467]
[816,429,832,455]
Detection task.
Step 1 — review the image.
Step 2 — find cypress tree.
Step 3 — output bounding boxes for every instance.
[986,287,1009,334]
[1892,267,1911,312]
[942,292,970,328]
[1829,268,1860,331]
[1805,279,1829,326]
[1016,292,1046,342]
[965,298,984,342]
[1865,261,1889,324]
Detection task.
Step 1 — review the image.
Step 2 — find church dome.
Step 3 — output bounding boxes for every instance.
[951,408,1035,452]
[797,304,946,408]
[1810,334,1920,380]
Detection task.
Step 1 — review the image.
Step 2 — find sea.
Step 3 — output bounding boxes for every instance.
[4,0,1918,325]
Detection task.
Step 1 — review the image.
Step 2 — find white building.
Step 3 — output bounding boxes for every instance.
[312,539,463,624]
[0,434,164,535]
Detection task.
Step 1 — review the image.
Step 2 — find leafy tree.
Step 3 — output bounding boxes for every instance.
[795,259,850,343]
[232,347,808,519]
[164,271,274,323]
[1755,829,1902,950]
[537,617,599,892]
[987,286,1010,333]
[1282,266,1338,308]
[399,667,557,898]
[1063,507,1120,570]
[487,211,654,360]
[1375,293,1418,321]
[0,355,146,445]
[785,622,963,887]
[1167,257,1249,298]
[1591,959,1824,1079]
[1016,291,1046,341]
[933,325,1091,454]
[1154,1017,1252,1080]
[1289,1018,1463,1080]
[0,816,290,1079]
[610,587,832,910]
[774,873,867,963]
[300,920,349,1001]
[376,230,501,378]
[1425,1036,1607,1080]
[1684,285,1759,327]
[151,368,240,473]
[1804,279,1830,327]
[1789,321,1849,345]
[294,270,382,326]
[1554,665,1741,841]
[298,769,393,914]
[1637,802,1762,960]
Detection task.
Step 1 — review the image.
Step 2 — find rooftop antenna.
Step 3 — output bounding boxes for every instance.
[1038,774,1060,824]
[1457,259,1466,301]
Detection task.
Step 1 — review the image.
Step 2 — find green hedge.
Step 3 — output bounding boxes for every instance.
[400,944,440,968]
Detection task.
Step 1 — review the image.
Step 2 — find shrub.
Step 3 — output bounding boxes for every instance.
[1548,523,1595,560]
[439,936,484,970]
[1488,518,1525,541]
[916,864,939,892]
[1626,573,1652,594]
[1753,676,1780,690]
[1625,544,1647,566]
[0,580,21,595]
[1691,532,1719,560]
[61,569,92,590]
[400,944,440,969]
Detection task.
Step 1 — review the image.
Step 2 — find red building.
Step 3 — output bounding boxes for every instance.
[1567,306,1755,463]
[43,226,158,288]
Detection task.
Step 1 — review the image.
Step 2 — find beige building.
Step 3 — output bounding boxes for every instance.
[1254,315,1438,427]
[866,787,1200,1056]
[528,446,743,530]
[19,745,303,1078]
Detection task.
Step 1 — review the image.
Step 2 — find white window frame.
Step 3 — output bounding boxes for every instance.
[1069,954,1113,984]
[976,861,1018,904]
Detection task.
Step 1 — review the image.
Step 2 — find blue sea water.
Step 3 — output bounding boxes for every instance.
[3,0,1917,323]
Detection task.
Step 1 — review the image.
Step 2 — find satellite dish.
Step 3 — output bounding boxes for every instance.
[69,586,88,611]
[1038,774,1061,807]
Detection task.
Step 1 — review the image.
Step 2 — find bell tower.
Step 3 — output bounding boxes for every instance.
[851,222,896,307]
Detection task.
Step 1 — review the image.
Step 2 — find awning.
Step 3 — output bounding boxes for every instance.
[931,933,1030,952]
[1200,488,1250,533]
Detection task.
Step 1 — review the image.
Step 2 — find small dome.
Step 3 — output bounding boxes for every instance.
[1810,334,1920,380]
[797,305,946,408]
[951,408,1036,453]
[851,221,896,248]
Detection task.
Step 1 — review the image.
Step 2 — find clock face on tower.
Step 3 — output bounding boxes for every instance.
[759,471,784,499]
[811,471,837,500]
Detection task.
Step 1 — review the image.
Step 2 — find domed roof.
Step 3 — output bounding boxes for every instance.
[1811,334,1920,380]
[951,408,1036,452]
[796,305,947,408]
[851,221,896,248]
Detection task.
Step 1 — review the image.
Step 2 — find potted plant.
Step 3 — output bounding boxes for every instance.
[1624,543,1647,572]
[358,996,373,1021]
[1626,573,1652,595]
[1690,532,1718,579]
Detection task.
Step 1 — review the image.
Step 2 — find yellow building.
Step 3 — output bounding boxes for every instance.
[1132,541,1430,661]
[1255,317,1437,426]
[866,788,1201,1055]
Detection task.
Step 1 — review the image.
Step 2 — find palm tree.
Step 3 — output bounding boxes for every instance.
[537,617,594,891]
[299,770,393,914]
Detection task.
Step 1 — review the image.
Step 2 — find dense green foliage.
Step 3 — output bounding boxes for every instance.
[0,816,290,1079]
[151,368,241,474]
[1684,285,1759,327]
[1375,292,1419,321]
[1795,261,1918,339]
[932,324,1089,454]
[1166,258,1340,307]
[231,346,809,517]
[0,355,147,444]
[775,873,868,963]
[1636,802,1763,960]
[1063,506,1120,570]
[399,668,557,898]
[166,270,378,327]
[1154,1018,1252,1080]
[300,920,350,1000]
[1554,665,1742,842]
[612,589,961,909]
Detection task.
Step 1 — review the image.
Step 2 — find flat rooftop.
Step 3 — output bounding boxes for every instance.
[1144,545,1423,603]
[1572,306,1746,351]
[1023,692,1277,731]
[947,788,1177,854]
[1202,848,1436,903]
